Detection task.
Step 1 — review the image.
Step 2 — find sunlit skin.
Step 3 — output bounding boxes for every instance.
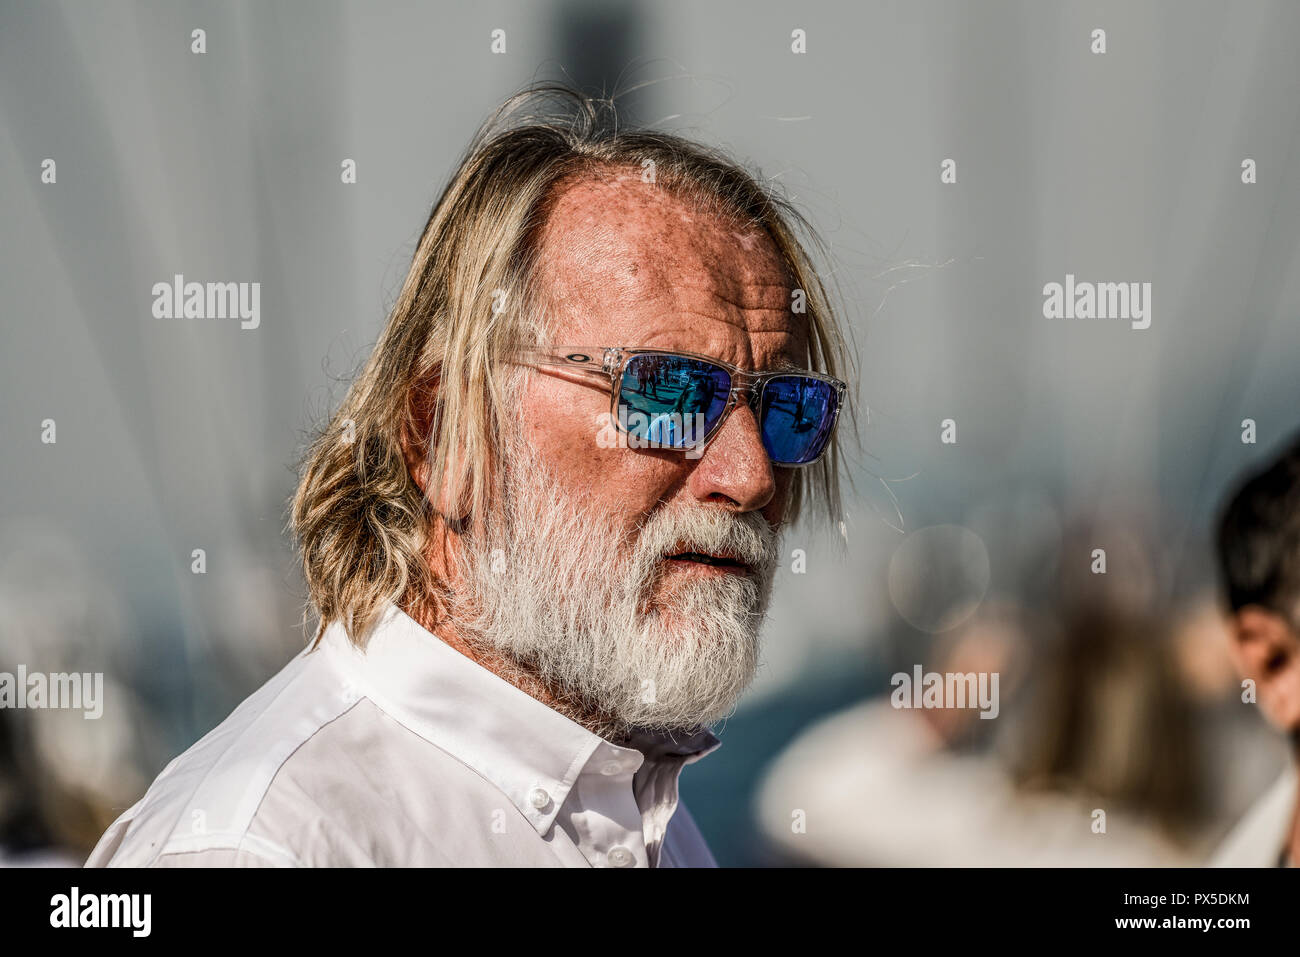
[1225,605,1300,864]
[402,169,807,732]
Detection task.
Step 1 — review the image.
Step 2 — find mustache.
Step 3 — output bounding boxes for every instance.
[629,505,780,575]
[490,436,780,586]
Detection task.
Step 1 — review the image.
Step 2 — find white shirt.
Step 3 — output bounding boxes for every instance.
[85,603,721,867]
[1210,765,1297,867]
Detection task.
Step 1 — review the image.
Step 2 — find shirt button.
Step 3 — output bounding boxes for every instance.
[607,845,635,868]
[600,761,624,776]
[527,787,551,810]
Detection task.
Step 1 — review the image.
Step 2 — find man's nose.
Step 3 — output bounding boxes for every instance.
[686,401,776,511]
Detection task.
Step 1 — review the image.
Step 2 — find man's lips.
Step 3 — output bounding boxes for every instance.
[662,550,752,574]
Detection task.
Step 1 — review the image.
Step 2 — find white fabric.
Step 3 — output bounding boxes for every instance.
[85,603,720,867]
[1210,765,1297,867]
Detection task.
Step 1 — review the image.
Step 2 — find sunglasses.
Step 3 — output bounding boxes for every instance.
[512,347,846,466]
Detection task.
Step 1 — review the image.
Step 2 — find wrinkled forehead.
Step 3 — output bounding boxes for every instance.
[531,170,805,363]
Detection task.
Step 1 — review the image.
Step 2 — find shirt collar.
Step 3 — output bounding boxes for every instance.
[317,602,720,835]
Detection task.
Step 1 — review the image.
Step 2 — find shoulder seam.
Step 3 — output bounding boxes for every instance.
[153,831,306,867]
[140,650,357,866]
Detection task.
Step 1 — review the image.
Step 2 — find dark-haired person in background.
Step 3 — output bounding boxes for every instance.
[1212,433,1300,866]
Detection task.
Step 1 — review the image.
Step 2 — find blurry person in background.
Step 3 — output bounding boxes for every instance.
[0,710,97,867]
[84,84,853,868]
[0,711,68,866]
[0,526,157,866]
[1010,604,1206,861]
[755,518,1209,866]
[1211,432,1300,867]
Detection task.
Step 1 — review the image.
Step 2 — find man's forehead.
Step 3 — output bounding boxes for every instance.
[534,171,796,338]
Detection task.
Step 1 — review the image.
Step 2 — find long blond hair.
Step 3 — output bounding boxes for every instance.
[290,83,855,646]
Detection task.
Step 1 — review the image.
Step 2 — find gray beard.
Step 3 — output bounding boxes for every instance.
[447,441,781,740]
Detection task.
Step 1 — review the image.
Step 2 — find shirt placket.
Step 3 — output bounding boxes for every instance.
[561,744,648,867]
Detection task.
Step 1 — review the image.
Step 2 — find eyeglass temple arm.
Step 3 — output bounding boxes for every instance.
[509,347,620,386]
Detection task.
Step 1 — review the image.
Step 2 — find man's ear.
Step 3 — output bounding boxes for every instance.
[399,375,469,523]
[1226,605,1294,680]
[400,378,436,497]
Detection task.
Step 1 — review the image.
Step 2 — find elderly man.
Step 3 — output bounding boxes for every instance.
[86,84,851,868]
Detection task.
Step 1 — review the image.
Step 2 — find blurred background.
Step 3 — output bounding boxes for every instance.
[2,0,1299,865]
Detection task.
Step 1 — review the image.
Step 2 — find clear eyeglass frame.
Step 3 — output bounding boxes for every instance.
[509,345,847,467]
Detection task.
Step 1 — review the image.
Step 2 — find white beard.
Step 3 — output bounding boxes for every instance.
[448,435,781,738]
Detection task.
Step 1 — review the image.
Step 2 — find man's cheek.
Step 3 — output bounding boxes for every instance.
[765,472,795,522]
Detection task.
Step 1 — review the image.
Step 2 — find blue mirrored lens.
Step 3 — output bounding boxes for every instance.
[760,376,838,465]
[619,355,731,448]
